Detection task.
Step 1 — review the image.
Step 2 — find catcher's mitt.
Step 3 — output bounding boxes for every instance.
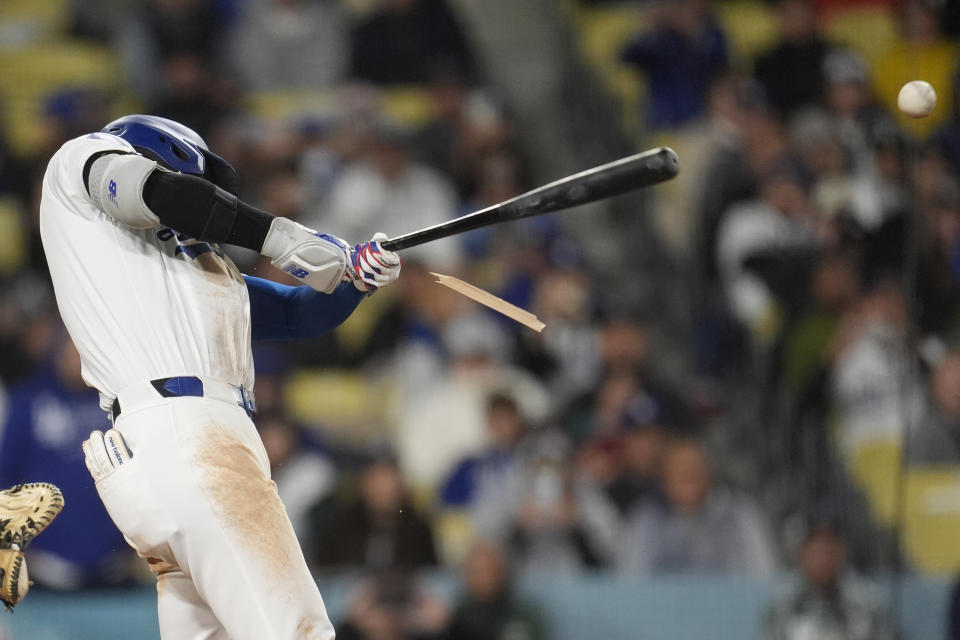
[0,483,64,610]
[0,546,27,610]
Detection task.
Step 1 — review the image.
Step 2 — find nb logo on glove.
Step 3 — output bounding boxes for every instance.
[83,429,133,482]
[282,264,310,279]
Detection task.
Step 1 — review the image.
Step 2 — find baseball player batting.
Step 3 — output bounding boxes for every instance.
[39,115,401,639]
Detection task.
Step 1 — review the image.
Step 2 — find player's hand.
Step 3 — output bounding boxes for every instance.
[261,218,349,294]
[0,546,27,610]
[345,232,401,293]
[83,429,132,481]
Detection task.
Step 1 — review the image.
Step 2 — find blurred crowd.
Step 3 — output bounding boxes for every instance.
[614,0,960,636]
[1,0,960,637]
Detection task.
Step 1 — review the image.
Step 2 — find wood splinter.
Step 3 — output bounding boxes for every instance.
[429,272,546,332]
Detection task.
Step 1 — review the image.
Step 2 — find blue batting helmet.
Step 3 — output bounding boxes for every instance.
[101,115,238,194]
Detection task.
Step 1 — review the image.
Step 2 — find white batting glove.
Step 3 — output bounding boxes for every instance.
[82,429,132,482]
[346,232,401,292]
[261,217,349,294]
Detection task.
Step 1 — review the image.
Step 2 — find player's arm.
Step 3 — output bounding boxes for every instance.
[84,152,400,294]
[244,276,367,341]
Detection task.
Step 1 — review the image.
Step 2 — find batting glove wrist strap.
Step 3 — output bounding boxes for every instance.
[261,217,349,294]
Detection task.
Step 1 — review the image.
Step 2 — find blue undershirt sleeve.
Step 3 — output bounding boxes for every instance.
[243,275,368,341]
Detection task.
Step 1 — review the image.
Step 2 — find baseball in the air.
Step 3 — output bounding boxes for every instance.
[898,80,937,118]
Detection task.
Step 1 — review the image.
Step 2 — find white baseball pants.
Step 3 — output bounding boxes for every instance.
[93,385,335,640]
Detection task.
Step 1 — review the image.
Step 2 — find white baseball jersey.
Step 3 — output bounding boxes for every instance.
[40,133,254,410]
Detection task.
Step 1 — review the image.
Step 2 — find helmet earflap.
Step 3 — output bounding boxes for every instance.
[201,149,240,196]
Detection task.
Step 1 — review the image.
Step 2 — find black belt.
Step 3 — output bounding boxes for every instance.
[110,376,257,421]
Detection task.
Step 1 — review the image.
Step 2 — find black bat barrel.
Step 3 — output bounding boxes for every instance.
[381,147,679,252]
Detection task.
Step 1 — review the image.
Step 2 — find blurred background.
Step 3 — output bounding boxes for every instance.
[0,0,959,638]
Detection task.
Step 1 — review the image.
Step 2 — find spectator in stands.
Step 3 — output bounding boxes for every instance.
[313,452,438,571]
[0,276,58,385]
[910,351,960,464]
[227,0,348,92]
[688,76,773,375]
[358,259,464,369]
[0,107,28,203]
[761,517,898,640]
[844,122,908,250]
[779,251,860,410]
[257,409,336,558]
[949,574,960,640]
[147,52,235,139]
[412,72,512,199]
[321,118,462,269]
[396,310,550,492]
[516,267,602,398]
[507,431,620,573]
[446,540,545,640]
[829,280,916,458]
[914,178,960,337]
[789,110,854,229]
[35,89,112,160]
[597,403,668,516]
[932,70,960,178]
[440,392,531,537]
[413,70,471,182]
[498,228,583,349]
[716,156,820,343]
[620,0,729,130]
[559,318,681,448]
[753,0,833,119]
[455,146,538,259]
[822,49,890,172]
[619,438,778,575]
[117,0,230,102]
[337,571,450,640]
[695,76,781,288]
[0,333,135,589]
[350,0,477,86]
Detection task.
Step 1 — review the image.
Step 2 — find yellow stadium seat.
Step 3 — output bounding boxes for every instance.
[0,197,26,274]
[0,0,69,46]
[246,89,340,123]
[335,284,395,356]
[284,369,399,443]
[847,442,960,574]
[903,467,960,575]
[569,3,646,135]
[379,86,433,127]
[247,86,433,128]
[824,7,897,69]
[848,440,902,526]
[341,0,378,19]
[715,1,777,68]
[435,509,476,566]
[0,42,121,155]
